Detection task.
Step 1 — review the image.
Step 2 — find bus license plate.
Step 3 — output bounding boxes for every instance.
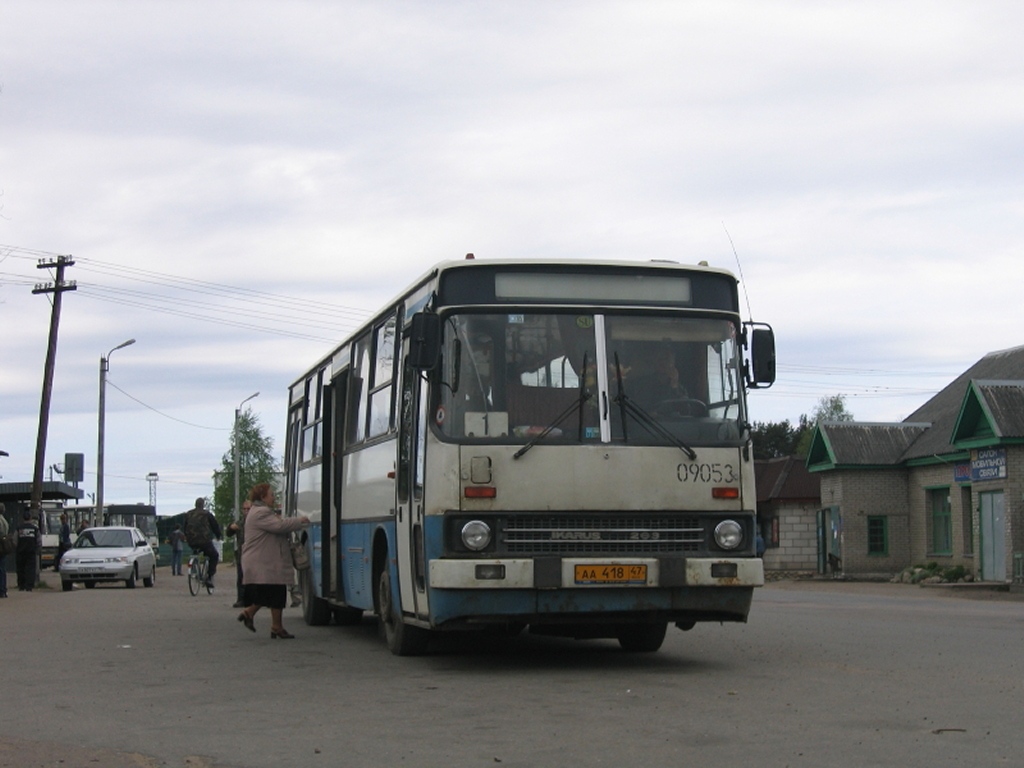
[574,564,647,585]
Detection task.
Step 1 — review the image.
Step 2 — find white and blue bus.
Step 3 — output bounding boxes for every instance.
[285,257,775,654]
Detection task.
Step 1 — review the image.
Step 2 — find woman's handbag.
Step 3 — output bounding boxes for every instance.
[290,540,310,571]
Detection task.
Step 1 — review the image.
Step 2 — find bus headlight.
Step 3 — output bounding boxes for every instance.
[461,520,492,551]
[714,520,743,550]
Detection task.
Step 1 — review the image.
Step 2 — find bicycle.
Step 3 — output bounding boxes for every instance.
[187,551,213,595]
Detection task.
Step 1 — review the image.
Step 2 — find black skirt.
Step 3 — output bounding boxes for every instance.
[244,583,287,609]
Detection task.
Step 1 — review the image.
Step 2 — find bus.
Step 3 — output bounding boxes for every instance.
[285,257,776,655]
[104,504,160,555]
[39,503,67,569]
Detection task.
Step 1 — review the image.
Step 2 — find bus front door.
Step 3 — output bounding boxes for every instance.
[396,357,430,621]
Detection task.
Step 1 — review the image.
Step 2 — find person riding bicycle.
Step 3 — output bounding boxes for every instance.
[183,498,222,589]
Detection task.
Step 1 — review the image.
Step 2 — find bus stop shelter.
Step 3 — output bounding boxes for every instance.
[1,482,85,573]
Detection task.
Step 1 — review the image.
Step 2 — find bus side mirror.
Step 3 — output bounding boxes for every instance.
[748,326,776,387]
[408,313,441,371]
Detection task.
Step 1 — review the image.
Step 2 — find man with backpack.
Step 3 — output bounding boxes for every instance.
[183,498,222,590]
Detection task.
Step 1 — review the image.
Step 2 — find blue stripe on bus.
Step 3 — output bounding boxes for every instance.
[427,587,676,626]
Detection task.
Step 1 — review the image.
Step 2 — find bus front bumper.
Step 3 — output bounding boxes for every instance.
[428,556,764,590]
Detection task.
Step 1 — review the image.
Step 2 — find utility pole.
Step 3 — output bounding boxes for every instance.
[31,255,76,515]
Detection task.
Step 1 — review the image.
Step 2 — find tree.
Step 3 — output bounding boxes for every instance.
[794,394,854,456]
[750,419,803,460]
[752,395,853,460]
[211,407,280,532]
[810,394,855,423]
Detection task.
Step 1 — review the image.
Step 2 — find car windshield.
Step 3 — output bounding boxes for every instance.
[435,312,746,447]
[75,529,133,548]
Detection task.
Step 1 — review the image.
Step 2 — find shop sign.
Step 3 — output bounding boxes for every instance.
[971,448,1006,482]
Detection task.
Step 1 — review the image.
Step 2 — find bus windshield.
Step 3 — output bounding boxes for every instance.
[436,312,745,447]
[106,511,158,538]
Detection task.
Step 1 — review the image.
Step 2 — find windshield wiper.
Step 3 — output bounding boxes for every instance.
[613,354,697,461]
[514,353,592,460]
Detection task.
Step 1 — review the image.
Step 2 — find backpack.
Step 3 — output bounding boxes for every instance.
[184,509,213,548]
[0,532,15,557]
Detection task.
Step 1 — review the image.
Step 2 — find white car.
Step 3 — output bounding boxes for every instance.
[59,526,157,591]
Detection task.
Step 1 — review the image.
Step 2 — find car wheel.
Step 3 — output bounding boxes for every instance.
[143,565,155,588]
[126,566,137,589]
[83,581,96,589]
[61,580,74,592]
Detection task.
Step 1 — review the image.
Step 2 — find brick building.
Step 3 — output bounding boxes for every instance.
[805,345,1024,583]
[755,456,821,572]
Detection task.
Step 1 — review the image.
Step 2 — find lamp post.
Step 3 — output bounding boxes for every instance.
[233,391,259,522]
[95,338,135,527]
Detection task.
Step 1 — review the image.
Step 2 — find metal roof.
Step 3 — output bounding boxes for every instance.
[816,422,930,466]
[973,381,1024,438]
[901,345,1024,460]
[0,481,84,502]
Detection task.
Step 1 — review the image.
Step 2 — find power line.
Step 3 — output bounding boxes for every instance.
[105,380,230,431]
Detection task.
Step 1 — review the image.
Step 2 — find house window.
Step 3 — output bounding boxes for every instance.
[867,516,888,555]
[929,487,952,555]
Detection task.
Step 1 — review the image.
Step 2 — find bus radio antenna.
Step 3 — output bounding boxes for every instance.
[722,221,754,323]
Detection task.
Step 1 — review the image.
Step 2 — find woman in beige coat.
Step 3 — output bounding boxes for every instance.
[237,483,309,639]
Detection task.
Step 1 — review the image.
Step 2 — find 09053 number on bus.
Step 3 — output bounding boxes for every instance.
[676,462,736,483]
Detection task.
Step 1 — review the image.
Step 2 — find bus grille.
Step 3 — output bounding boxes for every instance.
[502,515,704,555]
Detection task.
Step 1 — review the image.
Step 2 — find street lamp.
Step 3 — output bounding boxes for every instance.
[234,391,259,522]
[96,338,135,527]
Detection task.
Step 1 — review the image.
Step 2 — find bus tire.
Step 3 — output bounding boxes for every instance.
[617,622,667,652]
[377,566,428,656]
[300,569,331,626]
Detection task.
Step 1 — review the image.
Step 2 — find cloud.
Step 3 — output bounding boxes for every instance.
[2,0,1023,509]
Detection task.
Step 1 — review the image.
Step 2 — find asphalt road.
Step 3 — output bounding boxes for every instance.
[2,567,1022,768]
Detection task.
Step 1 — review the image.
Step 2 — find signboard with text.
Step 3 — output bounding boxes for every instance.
[971,448,1006,482]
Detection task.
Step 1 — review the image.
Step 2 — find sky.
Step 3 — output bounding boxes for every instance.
[1,1,1022,515]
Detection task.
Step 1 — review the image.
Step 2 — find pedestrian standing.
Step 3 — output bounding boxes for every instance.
[168,524,186,575]
[226,499,252,608]
[0,503,9,598]
[56,513,72,570]
[15,511,41,592]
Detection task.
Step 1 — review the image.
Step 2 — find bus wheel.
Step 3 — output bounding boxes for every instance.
[300,569,331,626]
[377,567,428,656]
[617,622,667,652]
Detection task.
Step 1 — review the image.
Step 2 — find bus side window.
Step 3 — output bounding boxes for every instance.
[348,335,371,445]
